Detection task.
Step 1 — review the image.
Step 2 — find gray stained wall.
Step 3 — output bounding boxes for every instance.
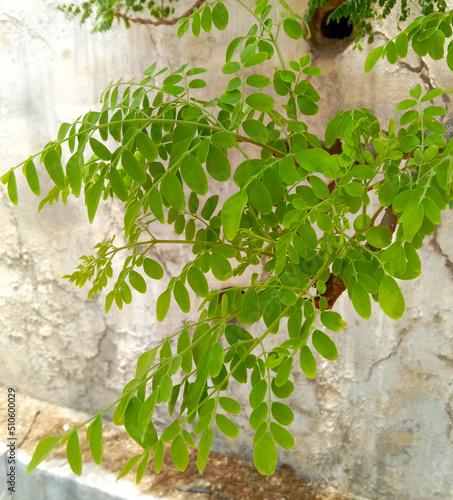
[1,1,453,498]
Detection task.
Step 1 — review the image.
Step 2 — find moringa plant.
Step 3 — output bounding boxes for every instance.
[3,0,453,481]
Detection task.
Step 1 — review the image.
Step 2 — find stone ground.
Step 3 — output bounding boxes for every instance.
[0,386,356,500]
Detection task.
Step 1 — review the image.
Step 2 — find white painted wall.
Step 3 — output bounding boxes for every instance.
[1,1,453,498]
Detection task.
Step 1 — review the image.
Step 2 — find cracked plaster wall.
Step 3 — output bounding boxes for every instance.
[0,0,453,498]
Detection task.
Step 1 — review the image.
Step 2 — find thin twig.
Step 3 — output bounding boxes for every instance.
[115,0,207,26]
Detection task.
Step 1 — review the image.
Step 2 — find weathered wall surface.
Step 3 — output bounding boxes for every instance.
[1,1,453,498]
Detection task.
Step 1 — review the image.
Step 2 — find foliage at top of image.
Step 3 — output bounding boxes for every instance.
[3,0,453,484]
[58,0,448,45]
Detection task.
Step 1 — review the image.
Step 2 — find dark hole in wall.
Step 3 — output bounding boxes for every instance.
[321,10,353,39]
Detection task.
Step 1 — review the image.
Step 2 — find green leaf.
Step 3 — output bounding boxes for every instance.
[143,258,164,280]
[44,149,65,190]
[365,46,384,73]
[197,428,213,473]
[246,74,271,88]
[117,454,142,480]
[320,311,347,331]
[299,346,316,378]
[136,450,150,484]
[135,348,157,378]
[379,275,405,320]
[66,151,83,198]
[248,179,273,214]
[170,435,189,472]
[86,179,104,224]
[385,41,398,64]
[421,88,444,102]
[24,160,41,196]
[211,253,232,281]
[7,171,18,205]
[207,342,224,377]
[129,270,147,294]
[428,30,445,60]
[66,432,83,476]
[253,433,277,476]
[270,422,295,450]
[212,131,236,149]
[283,18,304,39]
[27,436,61,473]
[177,328,192,374]
[409,84,422,99]
[136,132,158,162]
[87,415,103,466]
[297,95,318,116]
[271,402,294,426]
[90,137,111,160]
[201,6,212,32]
[242,120,269,143]
[212,2,229,30]
[216,414,239,438]
[312,330,338,361]
[365,226,392,248]
[174,281,190,313]
[180,155,208,195]
[122,150,147,183]
[242,290,261,324]
[156,290,171,322]
[162,172,185,211]
[294,148,330,173]
[187,266,209,297]
[401,203,424,242]
[219,397,241,415]
[447,46,453,72]
[222,190,248,240]
[206,145,231,182]
[245,93,275,112]
[148,187,165,224]
[395,99,417,111]
[395,32,408,58]
[351,282,371,319]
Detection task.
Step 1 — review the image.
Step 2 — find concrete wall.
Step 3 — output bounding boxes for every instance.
[1,0,453,498]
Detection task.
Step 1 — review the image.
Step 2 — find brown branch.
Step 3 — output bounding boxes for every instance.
[114,0,207,26]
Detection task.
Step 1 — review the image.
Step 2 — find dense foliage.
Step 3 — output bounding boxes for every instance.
[59,0,448,44]
[3,0,453,481]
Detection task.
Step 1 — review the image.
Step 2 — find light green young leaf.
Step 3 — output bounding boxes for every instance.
[87,415,103,466]
[222,190,248,240]
[66,431,83,476]
[44,149,66,190]
[253,433,277,476]
[27,436,61,473]
[379,275,405,320]
[365,46,385,73]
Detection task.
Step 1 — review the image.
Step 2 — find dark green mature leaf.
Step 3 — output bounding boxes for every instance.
[66,151,83,197]
[86,179,104,224]
[122,150,147,183]
[212,2,229,30]
[242,120,269,143]
[162,172,185,211]
[206,145,231,182]
[351,282,371,319]
[136,132,158,162]
[181,155,208,195]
